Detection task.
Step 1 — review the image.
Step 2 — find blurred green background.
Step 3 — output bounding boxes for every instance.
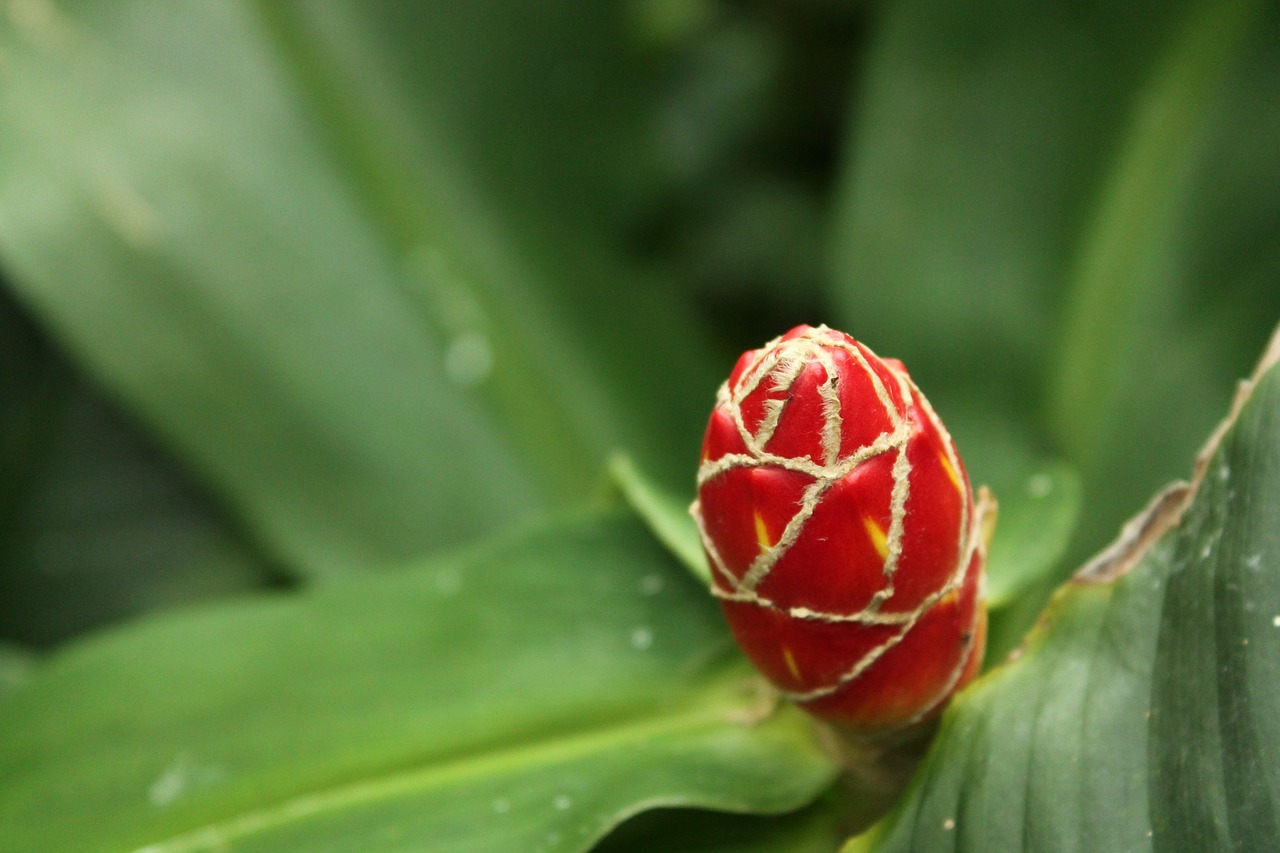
[1,0,1277,654]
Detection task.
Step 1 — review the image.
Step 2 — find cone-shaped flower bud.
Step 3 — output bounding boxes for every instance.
[692,325,991,735]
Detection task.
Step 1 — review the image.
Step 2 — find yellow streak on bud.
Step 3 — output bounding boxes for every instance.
[862,515,890,560]
[754,511,773,552]
[939,449,963,494]
[782,647,802,681]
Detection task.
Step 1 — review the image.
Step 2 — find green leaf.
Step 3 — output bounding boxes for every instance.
[608,453,710,585]
[983,460,1080,612]
[845,330,1280,852]
[0,1,718,577]
[0,510,838,853]
[980,457,1082,666]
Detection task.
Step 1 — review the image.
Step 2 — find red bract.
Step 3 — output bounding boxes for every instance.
[691,325,992,735]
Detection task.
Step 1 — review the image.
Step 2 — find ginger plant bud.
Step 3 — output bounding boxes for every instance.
[692,325,992,735]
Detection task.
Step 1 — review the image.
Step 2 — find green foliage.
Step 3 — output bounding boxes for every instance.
[0,0,1277,851]
[0,0,719,578]
[0,511,837,852]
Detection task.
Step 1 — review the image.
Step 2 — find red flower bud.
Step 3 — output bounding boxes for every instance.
[691,325,991,735]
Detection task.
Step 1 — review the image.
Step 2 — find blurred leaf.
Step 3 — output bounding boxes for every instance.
[0,283,65,519]
[828,0,1280,569]
[0,379,276,646]
[0,287,272,646]
[608,453,709,585]
[979,456,1082,666]
[0,510,838,853]
[845,331,1280,852]
[982,461,1080,612]
[1045,0,1264,459]
[0,0,719,578]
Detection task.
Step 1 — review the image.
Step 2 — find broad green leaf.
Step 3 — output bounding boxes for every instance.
[608,453,709,585]
[845,330,1280,852]
[0,1,718,577]
[828,0,1280,570]
[0,510,838,853]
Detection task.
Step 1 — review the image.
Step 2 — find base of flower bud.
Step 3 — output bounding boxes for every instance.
[815,716,941,834]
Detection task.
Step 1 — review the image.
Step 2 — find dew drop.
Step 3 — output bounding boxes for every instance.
[1273,615,1280,628]
[943,817,956,831]
[435,568,462,596]
[148,756,191,807]
[146,753,225,808]
[445,332,493,388]
[630,627,653,651]
[1027,474,1053,498]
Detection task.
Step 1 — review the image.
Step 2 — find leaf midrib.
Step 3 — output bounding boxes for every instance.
[126,693,755,853]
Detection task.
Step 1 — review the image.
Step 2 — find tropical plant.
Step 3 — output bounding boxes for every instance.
[1,2,1277,851]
